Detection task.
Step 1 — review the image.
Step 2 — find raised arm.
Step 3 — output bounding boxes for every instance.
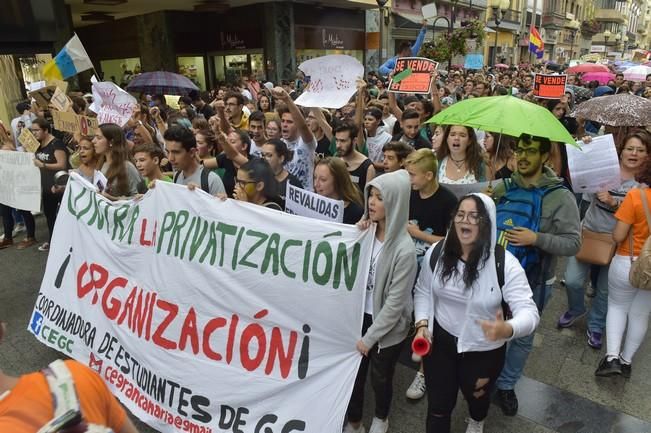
[355,79,367,151]
[411,22,428,56]
[273,87,315,146]
[310,107,333,141]
[388,91,403,120]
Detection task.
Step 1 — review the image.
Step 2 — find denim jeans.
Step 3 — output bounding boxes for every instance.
[495,283,552,391]
[564,256,609,333]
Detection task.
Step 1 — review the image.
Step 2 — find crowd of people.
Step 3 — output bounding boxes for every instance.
[1,42,651,433]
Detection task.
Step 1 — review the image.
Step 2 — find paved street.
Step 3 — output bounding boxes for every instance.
[1,217,650,433]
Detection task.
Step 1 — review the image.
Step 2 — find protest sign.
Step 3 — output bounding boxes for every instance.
[388,57,438,94]
[285,183,344,223]
[52,110,99,135]
[533,74,568,99]
[441,180,494,199]
[29,174,373,433]
[566,134,620,193]
[0,150,41,212]
[50,87,72,112]
[294,55,364,109]
[48,78,69,94]
[28,86,56,109]
[464,54,484,70]
[89,81,137,127]
[19,128,41,153]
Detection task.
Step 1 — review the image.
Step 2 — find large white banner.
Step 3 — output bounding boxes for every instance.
[0,150,41,212]
[29,173,373,433]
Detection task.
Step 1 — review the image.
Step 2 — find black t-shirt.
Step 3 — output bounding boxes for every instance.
[316,136,332,157]
[198,103,215,120]
[217,153,236,197]
[391,133,430,150]
[35,138,68,190]
[409,185,458,256]
[278,172,303,201]
[343,201,364,225]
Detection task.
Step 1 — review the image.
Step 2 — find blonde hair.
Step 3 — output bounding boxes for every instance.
[405,148,438,176]
[315,157,363,207]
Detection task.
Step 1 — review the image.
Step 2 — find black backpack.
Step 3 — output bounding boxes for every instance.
[173,167,210,194]
[429,241,511,319]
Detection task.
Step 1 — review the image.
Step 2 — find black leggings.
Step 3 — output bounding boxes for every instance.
[423,320,506,433]
[1,204,36,240]
[346,314,404,423]
[42,191,62,241]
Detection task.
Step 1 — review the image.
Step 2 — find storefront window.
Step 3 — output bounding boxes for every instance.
[18,54,52,90]
[177,56,206,91]
[296,49,364,65]
[212,52,264,84]
[100,58,141,87]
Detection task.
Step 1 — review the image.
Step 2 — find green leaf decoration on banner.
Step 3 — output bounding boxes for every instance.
[392,68,413,83]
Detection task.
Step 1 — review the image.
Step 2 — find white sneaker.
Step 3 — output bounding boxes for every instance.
[12,223,25,236]
[368,417,388,433]
[465,418,484,433]
[405,371,426,400]
[343,422,365,433]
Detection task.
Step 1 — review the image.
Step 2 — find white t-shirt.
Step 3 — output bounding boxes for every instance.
[249,141,264,159]
[366,130,393,163]
[365,237,384,316]
[284,136,317,191]
[378,115,397,136]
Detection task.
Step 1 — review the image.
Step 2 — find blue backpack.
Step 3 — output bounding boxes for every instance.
[495,178,563,272]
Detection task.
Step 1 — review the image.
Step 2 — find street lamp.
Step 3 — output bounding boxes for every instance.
[567,19,580,61]
[621,35,629,58]
[604,29,612,57]
[489,0,510,66]
[376,0,389,66]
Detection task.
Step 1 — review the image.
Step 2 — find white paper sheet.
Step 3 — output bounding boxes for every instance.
[294,55,364,109]
[566,134,621,193]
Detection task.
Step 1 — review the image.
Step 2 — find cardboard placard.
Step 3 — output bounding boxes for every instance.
[18,128,40,153]
[464,54,484,70]
[28,86,57,109]
[47,79,69,94]
[50,87,72,112]
[389,57,438,94]
[52,110,99,135]
[533,74,568,99]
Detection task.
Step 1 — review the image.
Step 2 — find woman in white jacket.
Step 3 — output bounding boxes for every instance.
[413,193,539,433]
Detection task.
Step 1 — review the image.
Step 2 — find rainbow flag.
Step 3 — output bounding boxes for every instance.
[529,25,544,59]
[42,35,93,80]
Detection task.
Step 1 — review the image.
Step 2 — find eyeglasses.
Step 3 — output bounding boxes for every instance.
[454,211,481,225]
[514,147,540,157]
[236,179,257,187]
[623,146,647,154]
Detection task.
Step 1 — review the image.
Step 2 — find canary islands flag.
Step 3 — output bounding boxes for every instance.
[528,25,544,59]
[42,34,93,80]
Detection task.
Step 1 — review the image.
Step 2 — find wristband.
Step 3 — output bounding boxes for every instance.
[415,320,428,329]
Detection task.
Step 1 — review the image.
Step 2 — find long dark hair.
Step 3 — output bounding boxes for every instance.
[98,123,131,196]
[437,125,485,179]
[439,195,492,289]
[239,158,279,203]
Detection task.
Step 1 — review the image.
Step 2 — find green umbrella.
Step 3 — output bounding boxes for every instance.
[426,95,578,146]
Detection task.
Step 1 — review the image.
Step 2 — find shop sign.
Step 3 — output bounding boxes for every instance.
[219,31,247,50]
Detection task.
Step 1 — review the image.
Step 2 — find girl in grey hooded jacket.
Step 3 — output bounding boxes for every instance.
[344,169,418,433]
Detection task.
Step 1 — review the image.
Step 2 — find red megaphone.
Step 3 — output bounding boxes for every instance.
[411,336,431,357]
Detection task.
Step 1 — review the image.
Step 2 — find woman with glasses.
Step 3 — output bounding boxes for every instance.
[232,158,282,211]
[413,193,539,433]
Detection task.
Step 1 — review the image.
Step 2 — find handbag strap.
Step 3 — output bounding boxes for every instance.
[631,188,651,262]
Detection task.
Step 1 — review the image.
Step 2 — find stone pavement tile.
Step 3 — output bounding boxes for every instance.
[556,357,651,423]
